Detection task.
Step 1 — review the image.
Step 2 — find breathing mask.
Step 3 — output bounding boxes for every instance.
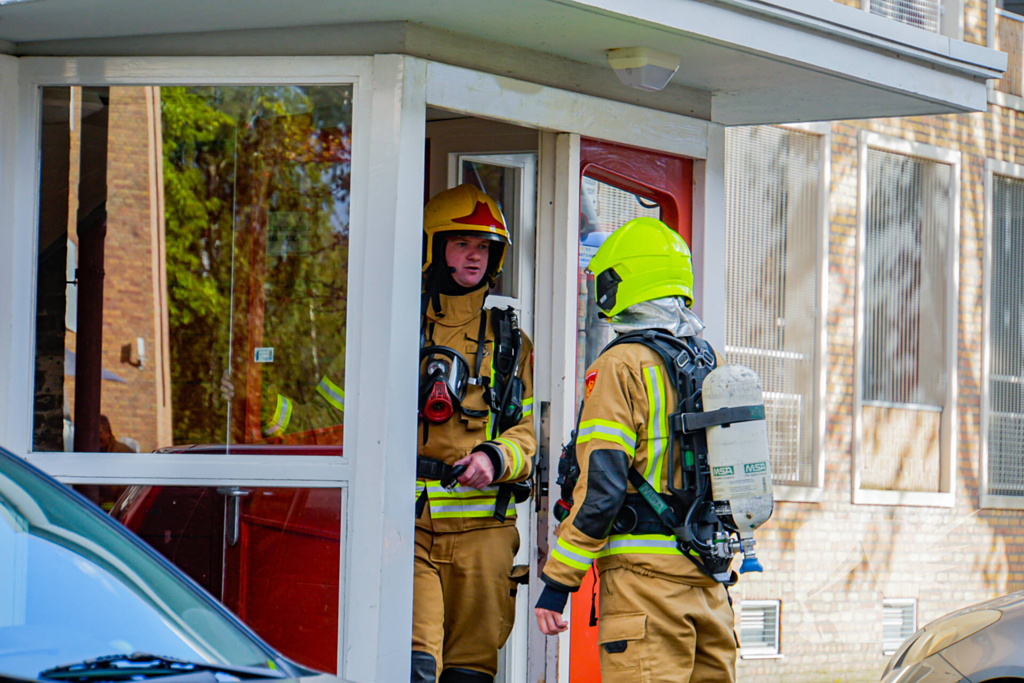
[419,346,471,423]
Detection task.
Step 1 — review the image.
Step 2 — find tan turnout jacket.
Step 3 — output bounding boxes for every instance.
[417,288,536,534]
[542,341,718,592]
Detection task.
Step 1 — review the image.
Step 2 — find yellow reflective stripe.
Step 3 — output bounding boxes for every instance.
[496,437,524,478]
[577,419,637,456]
[423,482,502,500]
[263,394,293,437]
[551,538,598,571]
[556,536,598,559]
[431,507,517,519]
[523,397,534,417]
[643,365,668,493]
[418,479,517,519]
[316,375,345,412]
[597,534,683,557]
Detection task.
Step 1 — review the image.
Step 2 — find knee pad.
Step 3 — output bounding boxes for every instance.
[411,651,437,683]
[438,667,494,683]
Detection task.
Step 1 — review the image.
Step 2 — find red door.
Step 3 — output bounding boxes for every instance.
[571,138,694,683]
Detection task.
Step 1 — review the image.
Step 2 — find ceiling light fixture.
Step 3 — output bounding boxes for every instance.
[606,47,681,92]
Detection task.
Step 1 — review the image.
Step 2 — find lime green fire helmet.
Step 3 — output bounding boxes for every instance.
[586,216,694,317]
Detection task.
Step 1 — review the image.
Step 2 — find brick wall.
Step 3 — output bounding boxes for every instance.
[734,56,1024,683]
[96,86,161,452]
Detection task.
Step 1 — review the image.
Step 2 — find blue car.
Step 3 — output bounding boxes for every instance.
[0,445,351,683]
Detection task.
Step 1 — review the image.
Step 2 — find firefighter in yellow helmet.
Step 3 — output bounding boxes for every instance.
[412,184,536,683]
[535,217,744,683]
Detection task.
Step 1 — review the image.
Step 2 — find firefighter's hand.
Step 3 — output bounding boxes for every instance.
[454,451,494,489]
[535,608,569,635]
[220,368,235,403]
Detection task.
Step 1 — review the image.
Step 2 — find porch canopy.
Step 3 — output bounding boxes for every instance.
[0,0,1005,125]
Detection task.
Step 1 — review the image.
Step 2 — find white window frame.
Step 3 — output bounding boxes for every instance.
[980,158,1024,509]
[882,598,918,655]
[853,130,960,507]
[726,121,830,503]
[0,55,430,683]
[739,599,783,659]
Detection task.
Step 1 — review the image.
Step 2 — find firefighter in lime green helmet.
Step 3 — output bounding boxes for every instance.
[587,216,695,316]
[536,217,740,683]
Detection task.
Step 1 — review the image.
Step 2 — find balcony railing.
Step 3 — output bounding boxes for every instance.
[866,0,941,32]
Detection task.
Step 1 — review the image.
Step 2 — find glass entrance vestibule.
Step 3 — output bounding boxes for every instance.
[0,55,725,683]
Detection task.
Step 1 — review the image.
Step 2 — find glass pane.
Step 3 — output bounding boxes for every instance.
[111,484,343,672]
[460,159,519,298]
[32,85,353,454]
[988,175,1024,496]
[575,175,661,401]
[862,148,949,408]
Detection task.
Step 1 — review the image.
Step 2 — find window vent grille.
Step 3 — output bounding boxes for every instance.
[988,175,1024,497]
[725,126,821,486]
[740,600,781,658]
[861,148,950,493]
[869,0,940,33]
[882,599,917,654]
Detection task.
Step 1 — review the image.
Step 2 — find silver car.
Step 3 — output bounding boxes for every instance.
[882,591,1024,683]
[0,445,352,683]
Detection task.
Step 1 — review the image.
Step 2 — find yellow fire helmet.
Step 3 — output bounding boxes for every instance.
[423,183,511,279]
[587,216,694,317]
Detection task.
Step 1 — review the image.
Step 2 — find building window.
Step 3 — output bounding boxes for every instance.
[855,132,959,507]
[740,600,782,658]
[725,125,827,493]
[983,166,1024,508]
[883,599,917,655]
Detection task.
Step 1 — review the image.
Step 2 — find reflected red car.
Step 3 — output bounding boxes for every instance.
[112,444,343,674]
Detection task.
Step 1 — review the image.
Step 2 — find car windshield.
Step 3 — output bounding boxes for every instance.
[0,450,277,679]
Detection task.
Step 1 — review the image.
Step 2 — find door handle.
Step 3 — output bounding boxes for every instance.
[217,487,251,546]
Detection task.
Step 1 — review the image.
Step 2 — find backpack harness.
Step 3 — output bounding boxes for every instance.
[417,305,531,521]
[555,330,764,584]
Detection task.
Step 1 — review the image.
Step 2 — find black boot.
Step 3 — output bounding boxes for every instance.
[438,668,494,683]
[411,651,437,683]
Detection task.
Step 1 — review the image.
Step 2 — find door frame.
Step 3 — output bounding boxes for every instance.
[0,53,722,683]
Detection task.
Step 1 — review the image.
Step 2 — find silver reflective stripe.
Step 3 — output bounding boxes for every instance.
[578,422,637,451]
[644,366,667,490]
[263,395,292,437]
[605,538,678,550]
[430,504,502,513]
[554,542,595,566]
[316,376,345,412]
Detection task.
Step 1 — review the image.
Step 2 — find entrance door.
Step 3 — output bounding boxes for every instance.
[570,138,694,683]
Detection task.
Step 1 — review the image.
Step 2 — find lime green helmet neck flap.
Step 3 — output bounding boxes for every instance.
[587,217,694,317]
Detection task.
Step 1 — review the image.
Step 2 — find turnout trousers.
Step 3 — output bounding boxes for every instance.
[596,566,738,683]
[413,524,521,680]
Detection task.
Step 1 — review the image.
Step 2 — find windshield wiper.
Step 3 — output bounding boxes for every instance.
[39,653,287,682]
